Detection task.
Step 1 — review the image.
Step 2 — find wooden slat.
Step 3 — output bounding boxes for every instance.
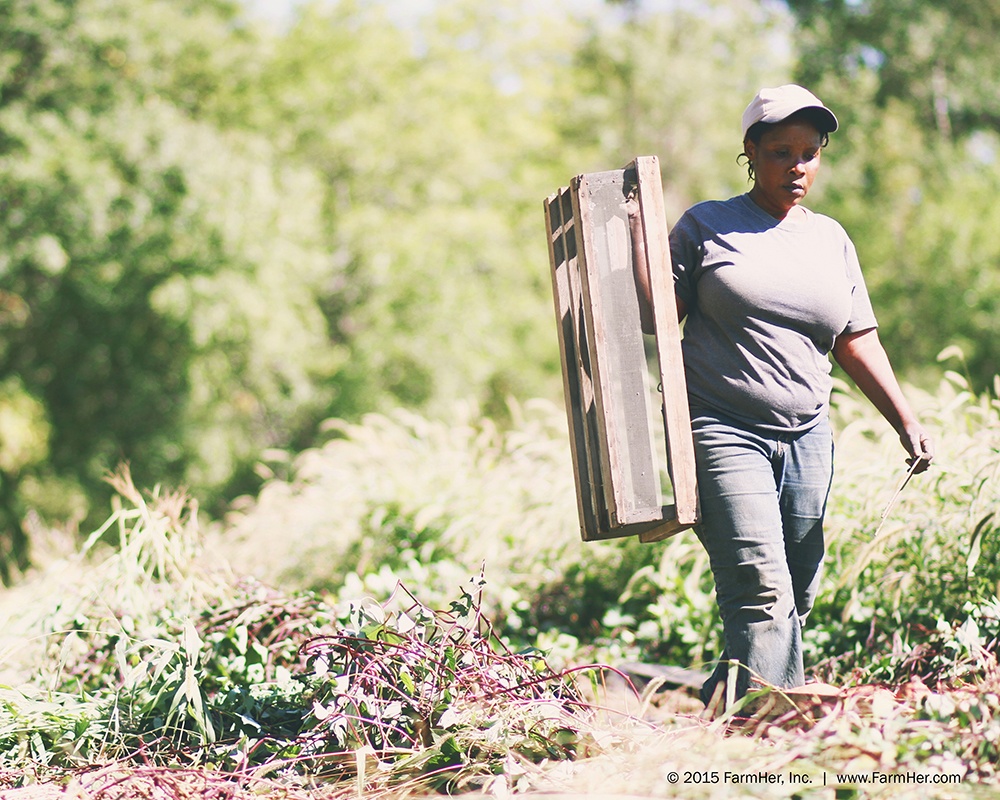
[633,156,699,537]
[545,190,612,539]
[572,170,661,527]
[569,175,615,526]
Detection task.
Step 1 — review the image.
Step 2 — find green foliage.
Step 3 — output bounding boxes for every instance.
[219,373,1000,700]
[0,376,48,475]
[600,534,720,669]
[807,89,1000,393]
[806,369,1000,684]
[5,0,997,589]
[0,469,590,792]
[0,0,595,561]
[0,0,342,551]
[566,0,794,220]
[238,0,585,418]
[4,374,1000,792]
[219,399,682,661]
[0,376,50,578]
[0,684,106,771]
[284,584,584,790]
[787,0,1000,139]
[784,2,1000,393]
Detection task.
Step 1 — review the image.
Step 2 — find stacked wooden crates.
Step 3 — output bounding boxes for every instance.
[544,156,698,542]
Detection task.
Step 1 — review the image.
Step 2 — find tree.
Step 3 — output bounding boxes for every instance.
[782,0,1000,388]
[568,0,795,220]
[235,0,591,419]
[0,0,337,567]
[786,0,1000,140]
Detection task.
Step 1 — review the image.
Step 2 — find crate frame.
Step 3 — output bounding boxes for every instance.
[544,156,698,542]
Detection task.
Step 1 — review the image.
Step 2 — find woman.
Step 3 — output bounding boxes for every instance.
[642,85,934,706]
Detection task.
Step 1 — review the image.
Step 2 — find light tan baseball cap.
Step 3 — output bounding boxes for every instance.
[741,84,839,139]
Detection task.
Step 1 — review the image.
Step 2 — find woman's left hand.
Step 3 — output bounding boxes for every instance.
[832,328,934,475]
[899,421,934,473]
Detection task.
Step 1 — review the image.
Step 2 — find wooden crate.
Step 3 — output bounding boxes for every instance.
[544,156,698,542]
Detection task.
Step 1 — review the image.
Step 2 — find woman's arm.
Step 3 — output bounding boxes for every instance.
[630,242,687,332]
[632,258,687,332]
[629,199,687,333]
[832,327,934,471]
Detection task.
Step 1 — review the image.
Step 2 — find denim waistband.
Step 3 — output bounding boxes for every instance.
[689,406,829,444]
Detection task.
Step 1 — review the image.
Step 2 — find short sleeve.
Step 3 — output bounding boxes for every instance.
[669,211,702,309]
[841,234,878,334]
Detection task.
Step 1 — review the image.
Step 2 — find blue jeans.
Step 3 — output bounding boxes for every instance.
[691,411,833,705]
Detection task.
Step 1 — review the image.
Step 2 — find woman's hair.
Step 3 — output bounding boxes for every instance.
[738,108,833,182]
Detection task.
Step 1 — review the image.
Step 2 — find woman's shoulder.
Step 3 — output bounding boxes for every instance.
[675,195,749,229]
[682,195,746,218]
[802,206,853,240]
[674,194,774,241]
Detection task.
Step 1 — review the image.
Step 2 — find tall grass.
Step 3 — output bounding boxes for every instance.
[1,373,999,795]
[218,376,1000,684]
[0,467,593,793]
[814,371,1000,683]
[216,399,674,660]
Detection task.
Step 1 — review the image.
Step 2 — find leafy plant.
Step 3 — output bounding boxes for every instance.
[0,472,593,793]
[5,373,1000,795]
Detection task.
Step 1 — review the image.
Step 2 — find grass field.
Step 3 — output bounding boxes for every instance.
[1,370,998,798]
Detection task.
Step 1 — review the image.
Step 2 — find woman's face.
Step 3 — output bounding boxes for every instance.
[745,118,823,219]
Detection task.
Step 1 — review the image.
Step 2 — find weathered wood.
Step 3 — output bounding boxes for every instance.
[545,188,609,539]
[573,169,661,527]
[544,156,700,542]
[633,156,699,542]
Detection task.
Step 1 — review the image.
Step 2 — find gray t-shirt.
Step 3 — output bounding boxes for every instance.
[670,193,877,433]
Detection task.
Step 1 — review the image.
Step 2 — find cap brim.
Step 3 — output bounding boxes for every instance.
[764,104,838,133]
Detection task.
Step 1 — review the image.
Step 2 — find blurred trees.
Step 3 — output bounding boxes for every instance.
[786,0,1000,385]
[568,0,793,221]
[0,0,604,570]
[0,0,337,568]
[788,0,1000,138]
[237,1,584,419]
[1,0,998,575]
